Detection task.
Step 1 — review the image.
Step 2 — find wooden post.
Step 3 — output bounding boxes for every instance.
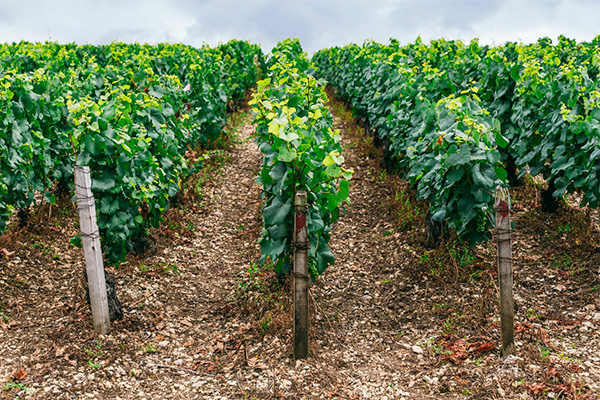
[75,166,110,334]
[495,186,515,356]
[293,191,309,360]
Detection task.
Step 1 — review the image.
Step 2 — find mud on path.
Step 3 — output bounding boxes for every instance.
[0,97,599,400]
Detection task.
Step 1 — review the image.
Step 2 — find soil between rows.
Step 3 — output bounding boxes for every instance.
[0,97,599,400]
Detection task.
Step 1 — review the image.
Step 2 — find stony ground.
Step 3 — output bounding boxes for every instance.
[0,96,599,400]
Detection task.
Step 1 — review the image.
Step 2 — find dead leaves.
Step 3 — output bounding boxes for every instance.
[180,318,193,328]
[526,383,546,395]
[442,339,467,364]
[527,380,584,398]
[0,248,15,258]
[211,334,242,354]
[544,365,561,382]
[437,335,496,365]
[55,346,66,357]
[246,357,269,370]
[525,361,589,398]
[515,321,533,333]
[0,319,18,330]
[10,368,27,380]
[537,327,550,346]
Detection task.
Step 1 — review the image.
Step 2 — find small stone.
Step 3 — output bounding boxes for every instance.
[593,313,600,321]
[412,345,423,354]
[497,386,505,397]
[281,379,292,388]
[158,341,169,347]
[174,359,183,366]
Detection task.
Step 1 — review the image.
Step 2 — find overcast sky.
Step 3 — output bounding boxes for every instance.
[0,0,599,54]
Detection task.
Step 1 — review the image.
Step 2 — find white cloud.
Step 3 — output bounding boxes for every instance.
[0,0,598,52]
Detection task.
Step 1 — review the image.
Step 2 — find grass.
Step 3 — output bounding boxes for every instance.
[393,182,426,232]
[526,308,541,320]
[3,380,30,393]
[234,261,276,296]
[418,239,480,283]
[84,340,104,370]
[138,262,179,275]
[259,314,272,336]
[144,344,158,354]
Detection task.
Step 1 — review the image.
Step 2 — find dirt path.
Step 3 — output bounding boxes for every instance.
[0,119,268,399]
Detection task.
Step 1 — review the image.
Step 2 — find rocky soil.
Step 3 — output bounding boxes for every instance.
[0,96,599,399]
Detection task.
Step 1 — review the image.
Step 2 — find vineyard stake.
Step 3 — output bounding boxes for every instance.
[293,191,309,360]
[495,186,515,356]
[75,166,110,334]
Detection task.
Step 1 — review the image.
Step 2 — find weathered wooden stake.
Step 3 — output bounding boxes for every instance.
[75,166,110,334]
[495,186,515,356]
[293,191,309,360]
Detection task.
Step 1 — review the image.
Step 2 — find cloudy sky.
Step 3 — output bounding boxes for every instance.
[0,0,598,54]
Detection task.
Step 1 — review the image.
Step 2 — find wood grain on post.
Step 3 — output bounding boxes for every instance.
[495,186,515,356]
[75,166,110,334]
[293,191,309,360]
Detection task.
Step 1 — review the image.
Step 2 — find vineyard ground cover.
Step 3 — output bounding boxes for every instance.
[0,96,598,399]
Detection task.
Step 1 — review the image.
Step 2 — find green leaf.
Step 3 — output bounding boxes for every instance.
[257,78,271,92]
[325,164,341,177]
[287,96,303,108]
[260,237,286,259]
[431,208,446,222]
[316,243,335,274]
[100,197,119,214]
[264,197,292,226]
[308,211,325,232]
[471,163,494,189]
[551,156,575,171]
[338,179,349,202]
[148,85,165,99]
[83,135,101,156]
[495,167,508,183]
[149,108,165,130]
[493,119,509,148]
[322,155,334,167]
[269,162,287,182]
[268,222,288,240]
[323,150,344,167]
[278,147,297,162]
[279,129,299,142]
[446,145,471,166]
[268,120,280,136]
[446,167,464,182]
[93,174,116,192]
[70,234,82,248]
[162,103,175,118]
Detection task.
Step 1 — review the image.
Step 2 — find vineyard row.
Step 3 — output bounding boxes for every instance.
[313,36,600,244]
[0,40,265,263]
